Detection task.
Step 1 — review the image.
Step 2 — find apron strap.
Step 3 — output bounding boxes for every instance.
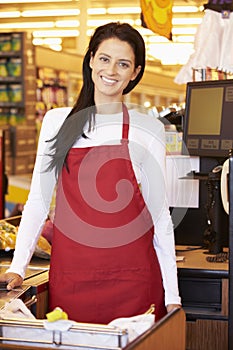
[122,103,129,142]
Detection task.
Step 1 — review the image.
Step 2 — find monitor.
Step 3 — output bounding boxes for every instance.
[182,79,233,159]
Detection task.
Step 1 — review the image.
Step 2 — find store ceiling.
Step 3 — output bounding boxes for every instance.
[0,0,206,76]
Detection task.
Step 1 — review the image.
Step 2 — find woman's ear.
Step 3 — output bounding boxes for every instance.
[131,65,141,81]
[89,53,93,69]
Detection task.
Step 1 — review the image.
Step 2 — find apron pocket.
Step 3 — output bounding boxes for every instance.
[49,267,159,324]
[89,268,152,322]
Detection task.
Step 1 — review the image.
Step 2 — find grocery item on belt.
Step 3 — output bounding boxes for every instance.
[0,220,51,259]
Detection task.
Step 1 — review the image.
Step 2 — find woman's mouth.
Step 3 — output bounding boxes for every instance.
[101,76,118,84]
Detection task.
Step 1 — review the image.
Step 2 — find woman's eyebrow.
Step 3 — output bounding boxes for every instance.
[98,52,133,63]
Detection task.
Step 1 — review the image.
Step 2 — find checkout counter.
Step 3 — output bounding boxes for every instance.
[3,245,228,350]
[0,307,185,350]
[0,263,186,349]
[0,227,186,350]
[0,214,230,349]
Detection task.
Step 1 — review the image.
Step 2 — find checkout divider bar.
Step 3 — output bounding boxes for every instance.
[0,318,128,349]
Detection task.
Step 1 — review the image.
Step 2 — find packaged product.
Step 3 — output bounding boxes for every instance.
[7,58,22,77]
[8,84,22,103]
[11,33,21,51]
[0,59,8,78]
[0,85,9,102]
[0,35,11,52]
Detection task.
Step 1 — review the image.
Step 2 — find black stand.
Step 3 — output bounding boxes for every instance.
[203,171,226,254]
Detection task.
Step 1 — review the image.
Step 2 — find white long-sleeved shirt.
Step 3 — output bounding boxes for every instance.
[8,106,181,306]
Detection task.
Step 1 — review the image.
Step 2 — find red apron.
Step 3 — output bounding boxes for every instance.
[49,105,166,324]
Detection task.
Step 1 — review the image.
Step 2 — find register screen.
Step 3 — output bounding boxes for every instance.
[188,87,223,135]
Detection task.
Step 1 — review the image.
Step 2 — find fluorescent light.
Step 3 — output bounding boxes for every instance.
[22,9,80,17]
[172,18,202,25]
[87,19,110,27]
[135,27,154,36]
[173,6,199,13]
[49,44,62,51]
[107,7,141,14]
[55,20,80,27]
[88,8,107,15]
[33,37,62,45]
[49,38,63,45]
[44,38,62,45]
[148,36,169,43]
[0,22,54,29]
[172,27,197,35]
[33,38,44,45]
[86,29,95,36]
[33,30,79,37]
[0,11,20,18]
[174,35,195,43]
[87,19,134,27]
[135,19,142,26]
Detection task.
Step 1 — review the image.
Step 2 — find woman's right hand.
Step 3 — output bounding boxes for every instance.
[0,272,23,290]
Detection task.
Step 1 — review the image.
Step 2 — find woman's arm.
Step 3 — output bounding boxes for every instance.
[140,120,181,307]
[5,109,69,283]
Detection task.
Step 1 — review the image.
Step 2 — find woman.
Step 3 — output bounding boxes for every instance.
[0,22,181,323]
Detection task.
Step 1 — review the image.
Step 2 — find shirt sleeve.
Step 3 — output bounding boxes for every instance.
[7,109,67,278]
[140,120,181,306]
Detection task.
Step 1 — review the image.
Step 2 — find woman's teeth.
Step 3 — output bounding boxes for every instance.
[102,76,117,83]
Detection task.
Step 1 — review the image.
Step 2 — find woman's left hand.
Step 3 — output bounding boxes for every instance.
[166,304,181,313]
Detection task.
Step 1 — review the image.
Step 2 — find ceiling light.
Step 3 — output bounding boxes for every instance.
[22,9,80,17]
[0,22,54,29]
[148,36,169,43]
[87,19,134,27]
[44,38,62,45]
[86,29,95,37]
[87,8,107,15]
[49,44,62,51]
[172,18,202,25]
[172,6,199,13]
[134,19,142,26]
[0,11,20,18]
[33,37,62,45]
[87,19,110,27]
[33,30,79,37]
[135,27,154,36]
[144,101,151,108]
[174,36,195,43]
[107,7,141,14]
[33,38,44,45]
[55,20,80,27]
[172,27,197,35]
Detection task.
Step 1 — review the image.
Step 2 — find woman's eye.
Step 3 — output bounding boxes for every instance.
[119,62,130,68]
[99,56,109,62]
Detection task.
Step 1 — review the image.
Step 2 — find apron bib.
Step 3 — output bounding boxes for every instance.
[49,105,166,324]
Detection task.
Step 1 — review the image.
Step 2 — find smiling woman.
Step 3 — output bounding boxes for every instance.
[0,22,181,324]
[89,38,141,106]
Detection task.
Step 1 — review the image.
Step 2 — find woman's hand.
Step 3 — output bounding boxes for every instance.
[0,272,23,290]
[166,304,181,313]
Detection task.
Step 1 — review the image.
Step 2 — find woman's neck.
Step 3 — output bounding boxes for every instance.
[95,101,123,115]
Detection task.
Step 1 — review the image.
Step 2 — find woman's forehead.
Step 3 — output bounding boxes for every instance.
[95,38,135,58]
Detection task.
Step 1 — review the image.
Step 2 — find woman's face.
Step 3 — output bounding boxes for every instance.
[90,38,141,105]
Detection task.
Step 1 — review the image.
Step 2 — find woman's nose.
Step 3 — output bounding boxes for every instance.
[106,62,117,74]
